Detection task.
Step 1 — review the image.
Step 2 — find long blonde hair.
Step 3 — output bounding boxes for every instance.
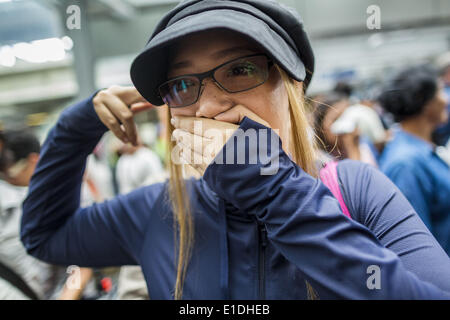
[164,66,319,300]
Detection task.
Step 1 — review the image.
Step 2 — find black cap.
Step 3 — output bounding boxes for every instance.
[130,0,315,106]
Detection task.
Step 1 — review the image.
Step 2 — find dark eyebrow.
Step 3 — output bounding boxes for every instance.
[170,61,192,71]
[170,46,258,71]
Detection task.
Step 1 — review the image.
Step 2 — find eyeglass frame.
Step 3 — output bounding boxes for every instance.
[157,53,274,108]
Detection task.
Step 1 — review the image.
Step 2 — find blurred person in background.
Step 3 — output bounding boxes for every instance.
[334,81,389,155]
[0,131,104,300]
[346,88,389,155]
[82,139,115,206]
[0,130,54,299]
[115,132,165,300]
[432,52,450,148]
[333,81,354,102]
[116,134,165,195]
[60,138,119,300]
[312,93,378,166]
[379,65,450,255]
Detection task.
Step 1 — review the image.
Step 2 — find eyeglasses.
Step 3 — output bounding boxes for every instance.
[158,54,273,108]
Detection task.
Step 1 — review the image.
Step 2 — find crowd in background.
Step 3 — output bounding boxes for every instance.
[311,55,450,257]
[0,52,449,299]
[0,107,168,299]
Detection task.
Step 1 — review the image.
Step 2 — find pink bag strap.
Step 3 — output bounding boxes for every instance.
[319,161,352,219]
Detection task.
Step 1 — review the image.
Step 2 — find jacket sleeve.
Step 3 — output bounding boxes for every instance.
[338,159,450,293]
[203,117,450,299]
[21,95,161,267]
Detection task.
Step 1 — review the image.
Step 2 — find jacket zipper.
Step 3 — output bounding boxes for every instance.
[258,223,267,300]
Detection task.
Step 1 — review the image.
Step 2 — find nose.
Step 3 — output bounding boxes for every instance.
[195,78,233,118]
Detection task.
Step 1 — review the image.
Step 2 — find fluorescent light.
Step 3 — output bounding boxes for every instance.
[0,46,16,67]
[31,38,66,62]
[0,36,73,65]
[11,38,66,63]
[61,36,73,51]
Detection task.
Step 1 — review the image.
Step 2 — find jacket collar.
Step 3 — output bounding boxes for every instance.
[198,178,254,221]
[394,128,435,155]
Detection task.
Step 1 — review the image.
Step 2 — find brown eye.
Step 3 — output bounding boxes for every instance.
[226,62,257,77]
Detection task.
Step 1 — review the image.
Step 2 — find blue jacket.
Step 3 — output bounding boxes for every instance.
[21,96,450,299]
[380,129,450,255]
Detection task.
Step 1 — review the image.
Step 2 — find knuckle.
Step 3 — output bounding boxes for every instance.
[107,118,118,127]
[121,112,133,121]
[99,89,109,98]
[95,90,109,102]
[92,96,100,106]
[108,85,122,94]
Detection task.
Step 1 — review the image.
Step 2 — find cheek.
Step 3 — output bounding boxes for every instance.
[269,80,290,122]
[169,104,197,117]
[427,94,448,122]
[244,75,289,130]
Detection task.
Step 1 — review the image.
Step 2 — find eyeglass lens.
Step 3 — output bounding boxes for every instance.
[159,55,269,108]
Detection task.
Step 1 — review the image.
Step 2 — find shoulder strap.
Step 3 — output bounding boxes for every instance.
[319,161,352,219]
[0,260,39,300]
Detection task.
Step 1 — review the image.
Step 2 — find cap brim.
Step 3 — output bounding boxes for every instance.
[130,9,306,106]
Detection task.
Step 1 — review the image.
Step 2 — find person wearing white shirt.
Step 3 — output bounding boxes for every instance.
[0,131,54,299]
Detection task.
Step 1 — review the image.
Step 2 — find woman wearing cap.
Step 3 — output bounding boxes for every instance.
[22,0,450,299]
